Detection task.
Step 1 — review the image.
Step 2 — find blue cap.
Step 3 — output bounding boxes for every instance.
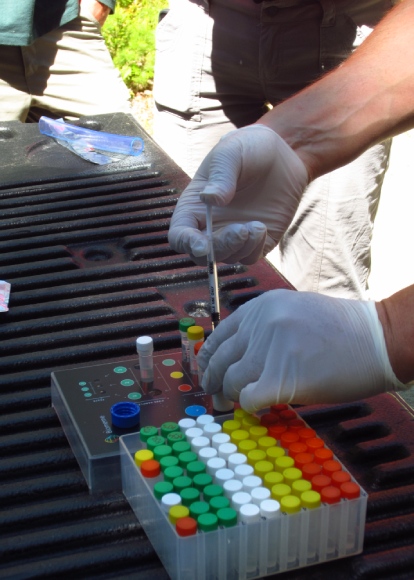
[111,402,141,429]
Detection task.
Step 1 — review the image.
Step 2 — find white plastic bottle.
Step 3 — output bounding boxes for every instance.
[136,335,154,382]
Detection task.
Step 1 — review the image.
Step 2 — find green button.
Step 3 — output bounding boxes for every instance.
[189,501,210,519]
[217,507,238,528]
[193,473,213,492]
[172,441,191,457]
[180,487,200,507]
[172,476,193,493]
[209,496,230,514]
[154,481,174,500]
[178,451,198,469]
[147,435,166,451]
[114,366,127,373]
[140,426,158,443]
[154,445,173,461]
[121,379,134,387]
[128,392,142,400]
[186,461,206,478]
[164,466,184,483]
[198,512,218,532]
[161,422,180,438]
[167,431,187,444]
[203,484,224,501]
[160,455,179,472]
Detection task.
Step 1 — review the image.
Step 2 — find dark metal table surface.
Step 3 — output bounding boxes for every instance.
[0,114,413,580]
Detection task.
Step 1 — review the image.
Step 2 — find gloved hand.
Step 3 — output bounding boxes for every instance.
[168,124,309,265]
[198,289,404,412]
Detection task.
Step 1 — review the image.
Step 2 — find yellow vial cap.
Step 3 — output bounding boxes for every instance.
[258,436,277,451]
[280,495,301,514]
[222,419,242,434]
[238,439,257,453]
[187,325,205,341]
[134,449,154,467]
[247,449,267,465]
[230,429,250,444]
[242,415,260,428]
[274,456,295,473]
[264,471,284,489]
[301,490,321,509]
[234,408,248,420]
[254,460,274,477]
[291,479,312,497]
[249,426,268,441]
[266,446,285,461]
[271,483,292,502]
[283,467,303,485]
[169,505,190,525]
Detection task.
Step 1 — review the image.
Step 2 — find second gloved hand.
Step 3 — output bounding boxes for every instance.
[168,124,309,265]
[198,289,403,412]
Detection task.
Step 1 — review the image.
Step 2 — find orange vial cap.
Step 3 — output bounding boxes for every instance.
[322,460,342,476]
[140,459,161,478]
[287,441,308,458]
[280,431,299,448]
[314,447,334,465]
[176,516,198,537]
[268,425,288,440]
[340,481,360,500]
[321,485,341,504]
[306,437,325,452]
[294,452,315,470]
[331,470,351,486]
[297,428,316,442]
[301,462,322,481]
[311,474,332,493]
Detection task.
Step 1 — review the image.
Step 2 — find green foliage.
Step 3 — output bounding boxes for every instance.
[103,0,168,95]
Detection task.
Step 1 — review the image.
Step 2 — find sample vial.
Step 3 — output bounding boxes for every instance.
[179,317,195,363]
[136,335,154,382]
[187,325,204,372]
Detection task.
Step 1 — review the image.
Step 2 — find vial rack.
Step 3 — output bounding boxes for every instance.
[120,408,367,580]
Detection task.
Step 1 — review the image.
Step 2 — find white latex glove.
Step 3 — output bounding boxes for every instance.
[198,289,404,412]
[168,125,309,265]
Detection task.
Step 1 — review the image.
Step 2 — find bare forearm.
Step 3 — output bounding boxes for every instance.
[376,285,414,385]
[257,0,414,180]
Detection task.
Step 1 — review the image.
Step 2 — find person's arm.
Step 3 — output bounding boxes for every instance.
[80,0,112,26]
[258,0,414,180]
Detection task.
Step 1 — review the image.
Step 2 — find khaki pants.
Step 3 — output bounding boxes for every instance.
[0,9,131,122]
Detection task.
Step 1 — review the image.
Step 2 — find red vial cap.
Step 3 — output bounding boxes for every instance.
[279,409,297,422]
[306,437,325,451]
[194,341,204,356]
[297,428,317,442]
[270,404,289,414]
[340,481,360,500]
[294,452,315,470]
[314,448,334,465]
[280,431,299,447]
[176,517,198,537]
[268,425,288,440]
[322,460,342,476]
[311,474,332,493]
[141,459,161,478]
[260,413,280,427]
[301,462,322,481]
[286,418,306,431]
[321,486,341,504]
[287,441,308,458]
[331,470,351,486]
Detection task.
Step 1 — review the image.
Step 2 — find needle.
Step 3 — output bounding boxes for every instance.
[205,203,220,329]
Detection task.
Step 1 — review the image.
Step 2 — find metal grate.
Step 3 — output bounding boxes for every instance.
[0,114,413,579]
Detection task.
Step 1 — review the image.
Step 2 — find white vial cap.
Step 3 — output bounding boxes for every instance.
[260,499,281,519]
[178,418,196,433]
[190,436,210,453]
[243,475,263,492]
[218,442,238,461]
[136,336,153,353]
[231,491,252,511]
[239,503,261,524]
[206,457,226,476]
[228,453,248,470]
[161,493,182,512]
[203,422,222,439]
[198,446,218,464]
[185,427,204,441]
[211,432,230,450]
[251,486,271,506]
[223,479,243,499]
[215,468,235,485]
[234,463,254,481]
[196,414,215,427]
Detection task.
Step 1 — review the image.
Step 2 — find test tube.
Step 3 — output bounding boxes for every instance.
[179,317,195,363]
[136,335,154,382]
[187,325,204,372]
[239,503,261,575]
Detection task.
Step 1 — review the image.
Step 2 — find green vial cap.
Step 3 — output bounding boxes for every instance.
[189,501,210,519]
[209,495,230,514]
[154,481,174,500]
[180,487,200,507]
[178,451,198,468]
[217,507,238,528]
[198,512,218,532]
[167,431,187,444]
[140,425,158,443]
[193,473,213,492]
[179,317,196,332]
[173,475,193,493]
[160,455,179,472]
[153,445,173,461]
[172,441,191,457]
[187,461,206,477]
[161,422,180,438]
[164,465,184,483]
[147,435,166,451]
[203,484,224,501]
